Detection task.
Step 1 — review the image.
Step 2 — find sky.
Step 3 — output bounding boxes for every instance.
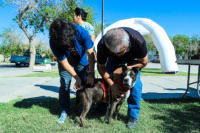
[0,0,200,43]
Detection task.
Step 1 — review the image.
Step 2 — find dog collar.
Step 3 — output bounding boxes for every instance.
[113,80,131,91]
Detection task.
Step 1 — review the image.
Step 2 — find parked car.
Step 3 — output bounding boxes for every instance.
[151,59,160,63]
[10,52,51,67]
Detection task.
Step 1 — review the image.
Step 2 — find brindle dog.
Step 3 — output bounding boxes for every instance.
[75,65,139,127]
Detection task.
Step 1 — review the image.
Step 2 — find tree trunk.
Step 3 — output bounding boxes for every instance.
[29,39,36,67]
[3,50,5,62]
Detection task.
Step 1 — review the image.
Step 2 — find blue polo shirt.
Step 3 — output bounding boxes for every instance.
[50,24,93,66]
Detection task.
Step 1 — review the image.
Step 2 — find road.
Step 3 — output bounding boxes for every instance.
[0,62,199,102]
[0,63,58,77]
[0,62,198,77]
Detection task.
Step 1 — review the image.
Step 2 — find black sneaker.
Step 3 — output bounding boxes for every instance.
[126,116,138,128]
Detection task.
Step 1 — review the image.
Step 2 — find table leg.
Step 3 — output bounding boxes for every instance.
[197,65,200,98]
[182,64,191,98]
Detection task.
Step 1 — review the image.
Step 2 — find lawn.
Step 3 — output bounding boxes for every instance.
[0,98,199,133]
[17,68,198,78]
[8,66,199,132]
[141,68,198,76]
[18,70,59,78]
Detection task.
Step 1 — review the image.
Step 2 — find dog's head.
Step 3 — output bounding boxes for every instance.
[120,64,139,89]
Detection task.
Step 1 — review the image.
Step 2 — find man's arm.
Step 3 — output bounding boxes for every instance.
[86,48,95,73]
[86,48,95,85]
[91,34,95,42]
[97,62,125,100]
[113,55,148,80]
[59,58,82,91]
[90,34,97,61]
[97,62,114,86]
[128,55,148,69]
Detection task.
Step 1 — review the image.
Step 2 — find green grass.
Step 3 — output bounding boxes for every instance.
[17,68,197,78]
[0,98,199,133]
[18,70,59,78]
[18,70,99,78]
[0,61,10,63]
[141,68,198,76]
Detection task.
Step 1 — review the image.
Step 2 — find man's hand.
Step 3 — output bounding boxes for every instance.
[110,83,125,101]
[86,74,94,86]
[73,76,83,91]
[113,67,123,80]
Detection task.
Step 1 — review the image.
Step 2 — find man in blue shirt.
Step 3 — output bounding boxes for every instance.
[49,18,95,123]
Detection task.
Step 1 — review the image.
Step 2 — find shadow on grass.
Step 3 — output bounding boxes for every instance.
[143,98,200,132]
[13,97,118,124]
[14,97,60,115]
[34,84,76,94]
[142,87,198,99]
[70,100,128,126]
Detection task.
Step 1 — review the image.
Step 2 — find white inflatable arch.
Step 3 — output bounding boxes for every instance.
[94,18,178,73]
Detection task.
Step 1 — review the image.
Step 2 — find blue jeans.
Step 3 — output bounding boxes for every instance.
[58,62,87,115]
[106,58,143,119]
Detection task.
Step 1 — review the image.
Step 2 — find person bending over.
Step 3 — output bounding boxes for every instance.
[49,18,95,123]
[97,27,148,128]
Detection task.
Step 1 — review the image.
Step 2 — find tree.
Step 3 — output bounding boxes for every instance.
[143,35,156,51]
[3,0,48,66]
[3,0,95,67]
[188,35,200,58]
[0,27,28,61]
[172,34,190,59]
[92,21,110,37]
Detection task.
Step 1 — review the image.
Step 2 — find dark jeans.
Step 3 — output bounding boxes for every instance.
[105,58,143,119]
[58,62,87,115]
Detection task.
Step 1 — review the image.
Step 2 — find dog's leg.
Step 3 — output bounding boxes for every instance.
[80,101,92,128]
[114,103,122,120]
[108,101,117,124]
[74,99,83,116]
[104,104,110,121]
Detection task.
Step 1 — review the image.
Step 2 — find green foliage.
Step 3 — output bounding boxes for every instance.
[188,34,200,58]
[141,68,197,76]
[0,27,28,54]
[93,21,110,36]
[173,34,190,56]
[144,35,156,51]
[169,36,173,43]
[0,27,29,61]
[171,34,200,59]
[57,0,80,22]
[172,34,190,59]
[3,0,96,66]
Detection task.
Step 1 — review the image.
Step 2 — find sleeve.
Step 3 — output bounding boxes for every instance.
[79,26,94,50]
[97,38,109,64]
[87,23,95,35]
[135,38,148,59]
[49,39,66,61]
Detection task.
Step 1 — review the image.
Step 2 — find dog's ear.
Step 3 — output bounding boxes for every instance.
[119,64,127,72]
[132,67,139,74]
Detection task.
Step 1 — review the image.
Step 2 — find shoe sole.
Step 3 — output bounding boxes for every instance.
[126,124,138,128]
[56,120,65,124]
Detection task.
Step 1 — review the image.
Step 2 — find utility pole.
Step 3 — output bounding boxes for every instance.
[102,0,104,37]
